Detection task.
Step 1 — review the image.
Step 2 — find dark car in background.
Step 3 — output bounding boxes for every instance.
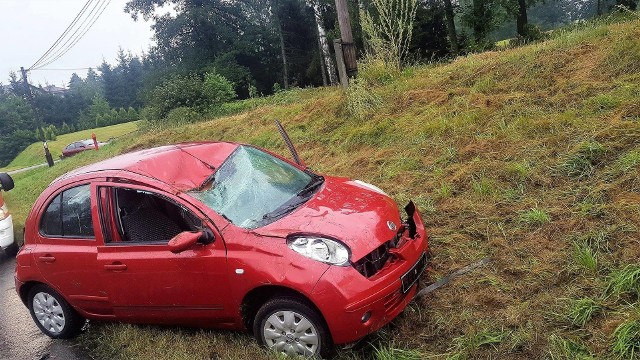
[61,140,106,158]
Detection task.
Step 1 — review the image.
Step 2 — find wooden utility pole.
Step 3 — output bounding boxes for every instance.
[20,67,33,99]
[334,0,357,85]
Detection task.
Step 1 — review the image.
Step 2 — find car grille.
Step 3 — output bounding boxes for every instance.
[353,240,395,278]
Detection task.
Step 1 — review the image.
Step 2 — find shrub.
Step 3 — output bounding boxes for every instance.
[165,107,201,125]
[203,71,236,106]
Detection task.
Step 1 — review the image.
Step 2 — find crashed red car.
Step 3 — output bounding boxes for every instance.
[15,139,429,358]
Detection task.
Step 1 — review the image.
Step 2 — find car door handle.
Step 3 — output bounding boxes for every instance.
[104,263,127,271]
[38,255,56,263]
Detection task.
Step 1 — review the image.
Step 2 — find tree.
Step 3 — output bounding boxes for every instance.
[499,0,540,38]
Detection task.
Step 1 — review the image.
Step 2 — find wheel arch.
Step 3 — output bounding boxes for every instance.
[18,280,46,306]
[240,285,328,332]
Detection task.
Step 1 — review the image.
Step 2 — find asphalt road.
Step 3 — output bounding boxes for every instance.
[0,255,89,360]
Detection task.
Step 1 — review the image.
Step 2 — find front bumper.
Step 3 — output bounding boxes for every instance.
[0,215,14,249]
[311,206,429,344]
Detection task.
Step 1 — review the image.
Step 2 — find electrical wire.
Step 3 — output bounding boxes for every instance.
[29,0,95,70]
[32,0,112,70]
[30,68,94,71]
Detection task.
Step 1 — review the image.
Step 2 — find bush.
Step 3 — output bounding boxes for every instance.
[165,107,201,125]
[203,72,236,106]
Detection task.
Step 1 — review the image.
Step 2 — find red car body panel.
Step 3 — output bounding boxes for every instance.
[15,142,429,345]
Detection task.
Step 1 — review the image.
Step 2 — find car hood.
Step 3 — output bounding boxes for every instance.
[252,176,402,261]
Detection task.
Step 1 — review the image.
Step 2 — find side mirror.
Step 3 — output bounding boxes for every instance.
[0,173,14,192]
[168,231,202,253]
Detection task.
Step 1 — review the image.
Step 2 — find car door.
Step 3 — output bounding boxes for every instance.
[33,183,111,316]
[95,183,232,326]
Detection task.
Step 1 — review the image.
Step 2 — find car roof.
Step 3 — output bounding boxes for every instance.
[54,142,239,191]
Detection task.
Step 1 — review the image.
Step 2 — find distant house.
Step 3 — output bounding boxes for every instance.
[41,85,67,97]
[0,83,68,97]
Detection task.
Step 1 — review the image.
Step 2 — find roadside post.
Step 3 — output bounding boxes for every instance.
[43,141,54,167]
[92,133,99,150]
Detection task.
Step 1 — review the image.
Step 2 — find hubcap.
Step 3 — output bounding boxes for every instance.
[33,292,65,335]
[263,310,319,357]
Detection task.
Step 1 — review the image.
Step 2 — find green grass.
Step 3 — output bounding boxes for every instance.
[612,318,640,359]
[566,297,601,327]
[572,241,599,274]
[2,12,640,360]
[548,334,594,360]
[0,121,139,172]
[519,208,551,226]
[606,265,640,299]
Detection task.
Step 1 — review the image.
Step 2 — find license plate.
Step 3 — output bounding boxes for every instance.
[401,252,428,293]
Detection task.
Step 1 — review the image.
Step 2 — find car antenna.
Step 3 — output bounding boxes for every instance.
[275,120,306,167]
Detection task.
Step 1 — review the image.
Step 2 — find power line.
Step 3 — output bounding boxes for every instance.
[31,0,112,70]
[33,0,109,70]
[29,0,95,70]
[30,68,94,71]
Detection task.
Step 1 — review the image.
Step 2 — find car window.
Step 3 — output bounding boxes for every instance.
[66,144,76,150]
[100,187,203,244]
[40,184,95,238]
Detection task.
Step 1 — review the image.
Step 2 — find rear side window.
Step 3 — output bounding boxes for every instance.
[40,185,94,238]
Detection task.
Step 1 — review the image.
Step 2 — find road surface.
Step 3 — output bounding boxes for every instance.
[7,160,61,176]
[0,255,89,360]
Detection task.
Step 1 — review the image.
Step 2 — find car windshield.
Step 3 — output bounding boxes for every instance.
[188,145,323,229]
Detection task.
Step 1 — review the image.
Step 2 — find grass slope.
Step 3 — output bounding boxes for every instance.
[4,16,640,360]
[0,121,139,172]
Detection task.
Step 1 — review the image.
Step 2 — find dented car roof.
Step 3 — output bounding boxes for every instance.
[53,142,239,191]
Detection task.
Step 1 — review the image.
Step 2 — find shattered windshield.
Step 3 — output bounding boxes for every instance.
[188,145,323,229]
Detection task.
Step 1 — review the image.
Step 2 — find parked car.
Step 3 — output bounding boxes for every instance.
[61,139,106,158]
[15,138,429,358]
[0,173,17,257]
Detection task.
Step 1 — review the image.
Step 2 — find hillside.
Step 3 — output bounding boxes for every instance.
[4,15,640,359]
[0,121,139,172]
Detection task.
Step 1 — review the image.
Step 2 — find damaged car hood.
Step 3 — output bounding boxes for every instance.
[252,176,403,261]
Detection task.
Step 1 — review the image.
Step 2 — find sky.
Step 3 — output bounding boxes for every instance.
[0,0,155,88]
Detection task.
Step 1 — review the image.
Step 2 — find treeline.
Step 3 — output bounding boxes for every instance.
[1,0,636,167]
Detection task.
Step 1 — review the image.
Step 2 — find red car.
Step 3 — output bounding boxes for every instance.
[61,139,105,158]
[15,140,429,358]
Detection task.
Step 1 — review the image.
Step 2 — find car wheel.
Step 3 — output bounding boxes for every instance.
[27,284,84,339]
[254,297,333,359]
[4,241,18,257]
[0,172,14,191]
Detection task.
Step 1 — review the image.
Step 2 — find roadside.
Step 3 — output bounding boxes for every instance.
[7,160,61,176]
[0,256,89,360]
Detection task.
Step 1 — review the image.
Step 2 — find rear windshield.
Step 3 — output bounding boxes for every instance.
[188,146,323,229]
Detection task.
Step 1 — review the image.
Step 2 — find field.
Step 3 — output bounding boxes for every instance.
[0,121,139,172]
[3,14,640,360]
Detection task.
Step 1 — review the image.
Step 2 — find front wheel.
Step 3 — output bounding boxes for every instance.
[254,297,333,359]
[27,284,84,339]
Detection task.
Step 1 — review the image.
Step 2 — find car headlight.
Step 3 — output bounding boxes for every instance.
[287,236,350,266]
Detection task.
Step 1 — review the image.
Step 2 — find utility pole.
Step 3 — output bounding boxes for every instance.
[20,67,33,99]
[334,0,357,86]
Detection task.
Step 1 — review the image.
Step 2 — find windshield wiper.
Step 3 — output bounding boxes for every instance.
[297,175,324,197]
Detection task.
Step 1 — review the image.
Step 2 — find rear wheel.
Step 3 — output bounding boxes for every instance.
[254,297,333,359]
[27,284,84,339]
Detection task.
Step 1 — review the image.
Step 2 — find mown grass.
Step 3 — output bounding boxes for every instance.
[2,12,640,360]
[0,121,139,172]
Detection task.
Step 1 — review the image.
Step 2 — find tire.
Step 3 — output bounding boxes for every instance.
[0,173,14,191]
[254,297,333,359]
[27,284,84,339]
[3,241,18,257]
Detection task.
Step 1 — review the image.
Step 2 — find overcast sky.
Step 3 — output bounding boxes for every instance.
[0,0,155,88]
